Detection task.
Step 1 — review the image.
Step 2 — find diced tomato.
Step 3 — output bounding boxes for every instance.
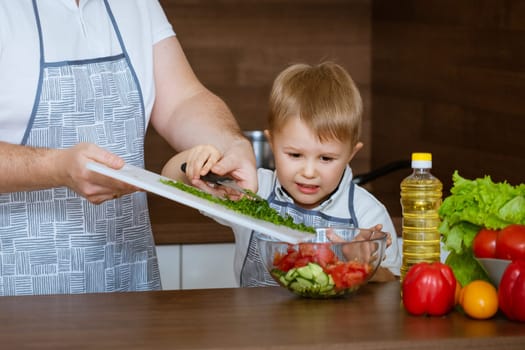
[273,252,284,266]
[313,244,337,267]
[296,243,336,267]
[325,261,369,289]
[325,263,346,288]
[273,244,370,290]
[298,243,317,257]
[293,257,312,268]
[274,251,299,271]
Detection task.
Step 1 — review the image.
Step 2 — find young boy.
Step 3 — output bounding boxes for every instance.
[162,61,401,286]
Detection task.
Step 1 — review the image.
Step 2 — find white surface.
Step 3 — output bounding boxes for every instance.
[156,245,182,290]
[87,162,313,244]
[181,243,237,290]
[157,244,237,290]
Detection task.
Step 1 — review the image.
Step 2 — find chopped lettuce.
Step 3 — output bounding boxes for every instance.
[439,171,525,284]
[159,178,316,234]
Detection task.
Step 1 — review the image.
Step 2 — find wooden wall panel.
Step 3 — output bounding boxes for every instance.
[371,0,525,218]
[147,0,372,243]
[157,0,371,150]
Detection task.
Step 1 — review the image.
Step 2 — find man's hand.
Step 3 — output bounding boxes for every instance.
[57,143,140,204]
[209,136,258,193]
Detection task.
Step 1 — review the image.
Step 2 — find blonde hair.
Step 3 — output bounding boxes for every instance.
[268,61,362,148]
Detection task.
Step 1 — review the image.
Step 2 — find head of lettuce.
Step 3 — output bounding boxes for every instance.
[439,171,525,286]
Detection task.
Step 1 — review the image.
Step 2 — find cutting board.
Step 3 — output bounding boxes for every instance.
[86,162,314,244]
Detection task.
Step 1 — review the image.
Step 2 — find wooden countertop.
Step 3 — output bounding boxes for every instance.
[0,282,523,349]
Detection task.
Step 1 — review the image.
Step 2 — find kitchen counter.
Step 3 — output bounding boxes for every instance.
[0,282,523,349]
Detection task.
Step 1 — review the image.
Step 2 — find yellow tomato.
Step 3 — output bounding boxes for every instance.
[459,280,498,320]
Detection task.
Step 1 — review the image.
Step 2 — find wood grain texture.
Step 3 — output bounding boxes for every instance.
[371,0,525,217]
[148,0,372,243]
[149,0,525,241]
[0,282,523,349]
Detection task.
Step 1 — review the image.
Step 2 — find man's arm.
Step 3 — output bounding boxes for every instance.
[0,141,138,204]
[150,36,257,192]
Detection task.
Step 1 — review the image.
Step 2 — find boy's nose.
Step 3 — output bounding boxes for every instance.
[301,160,317,178]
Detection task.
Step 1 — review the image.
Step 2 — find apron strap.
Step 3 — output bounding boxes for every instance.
[31,0,45,65]
[348,181,358,228]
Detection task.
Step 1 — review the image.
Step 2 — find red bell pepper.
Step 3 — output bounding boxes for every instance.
[402,262,457,316]
[498,260,525,322]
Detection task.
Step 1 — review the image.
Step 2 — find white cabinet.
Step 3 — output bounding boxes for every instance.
[181,243,237,289]
[156,245,182,290]
[156,243,237,290]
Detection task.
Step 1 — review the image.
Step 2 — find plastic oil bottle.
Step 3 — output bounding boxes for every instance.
[400,152,443,282]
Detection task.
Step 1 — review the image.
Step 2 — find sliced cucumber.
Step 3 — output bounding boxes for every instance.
[284,268,298,281]
[296,265,314,280]
[314,271,329,285]
[271,269,288,286]
[295,276,314,288]
[308,262,324,277]
[272,262,340,298]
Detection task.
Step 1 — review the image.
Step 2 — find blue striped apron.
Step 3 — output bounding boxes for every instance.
[240,182,359,287]
[0,0,161,295]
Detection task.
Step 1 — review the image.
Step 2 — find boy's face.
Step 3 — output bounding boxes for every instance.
[266,117,362,209]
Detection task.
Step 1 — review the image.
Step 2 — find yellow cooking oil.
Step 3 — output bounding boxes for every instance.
[400,153,442,282]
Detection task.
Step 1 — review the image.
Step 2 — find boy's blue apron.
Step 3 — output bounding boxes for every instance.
[0,0,161,295]
[240,182,359,287]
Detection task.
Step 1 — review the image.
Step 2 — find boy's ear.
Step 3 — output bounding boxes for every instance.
[263,129,273,148]
[348,141,363,161]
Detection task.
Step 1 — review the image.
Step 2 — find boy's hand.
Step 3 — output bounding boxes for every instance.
[162,143,254,200]
[162,144,221,185]
[182,144,223,181]
[325,226,390,265]
[363,224,392,248]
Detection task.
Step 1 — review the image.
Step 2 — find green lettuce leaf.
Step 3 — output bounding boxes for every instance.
[439,219,479,255]
[499,195,525,223]
[444,250,489,287]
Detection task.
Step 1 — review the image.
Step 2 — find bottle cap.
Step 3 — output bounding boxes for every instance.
[411,152,432,169]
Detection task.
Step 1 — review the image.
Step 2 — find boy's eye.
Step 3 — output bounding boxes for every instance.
[320,156,334,162]
[288,153,301,158]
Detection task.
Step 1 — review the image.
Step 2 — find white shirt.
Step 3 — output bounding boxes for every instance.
[211,167,402,285]
[0,0,174,143]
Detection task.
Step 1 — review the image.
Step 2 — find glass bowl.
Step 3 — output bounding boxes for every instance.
[256,227,387,298]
